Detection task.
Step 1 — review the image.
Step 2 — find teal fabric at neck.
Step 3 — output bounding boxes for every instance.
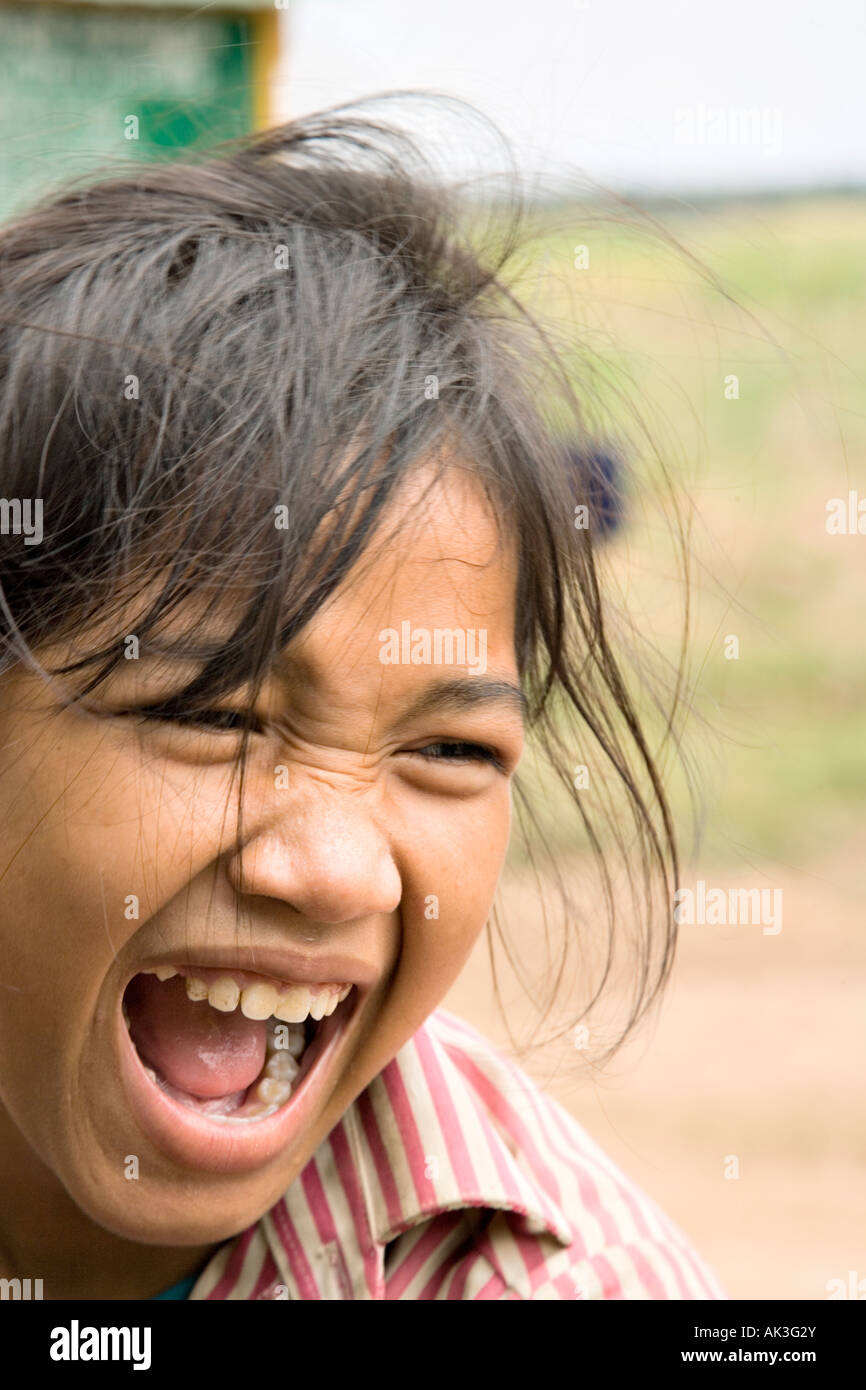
[151,1271,198,1300]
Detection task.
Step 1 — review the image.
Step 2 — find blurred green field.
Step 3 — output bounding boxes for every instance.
[507,196,866,869]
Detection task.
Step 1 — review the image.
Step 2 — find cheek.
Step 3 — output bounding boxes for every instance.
[0,726,237,1085]
[322,784,512,1109]
[1,724,236,934]
[391,782,512,1012]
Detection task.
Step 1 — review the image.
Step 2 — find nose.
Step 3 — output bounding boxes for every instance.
[224,781,403,925]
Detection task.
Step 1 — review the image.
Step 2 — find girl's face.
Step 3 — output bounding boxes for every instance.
[0,464,525,1250]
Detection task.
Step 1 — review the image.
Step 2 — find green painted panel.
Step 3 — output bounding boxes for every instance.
[0,3,256,222]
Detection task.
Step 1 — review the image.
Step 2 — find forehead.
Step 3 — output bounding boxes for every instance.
[291,460,519,671]
[340,462,513,610]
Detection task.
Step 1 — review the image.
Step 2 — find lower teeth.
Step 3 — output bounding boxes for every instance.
[245,1021,304,1112]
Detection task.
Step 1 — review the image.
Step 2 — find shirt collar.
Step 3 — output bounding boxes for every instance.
[351,1011,573,1248]
[260,1008,572,1296]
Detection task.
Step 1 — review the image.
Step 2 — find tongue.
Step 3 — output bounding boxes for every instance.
[125,974,267,1098]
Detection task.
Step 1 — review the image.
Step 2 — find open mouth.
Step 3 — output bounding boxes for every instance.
[122,965,357,1125]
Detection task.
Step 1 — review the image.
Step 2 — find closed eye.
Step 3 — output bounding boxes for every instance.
[412,740,504,770]
[134,708,264,735]
[127,712,504,768]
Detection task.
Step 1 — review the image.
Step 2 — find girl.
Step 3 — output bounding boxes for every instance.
[0,103,724,1300]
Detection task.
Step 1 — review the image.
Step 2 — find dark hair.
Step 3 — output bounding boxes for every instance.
[0,97,686,1062]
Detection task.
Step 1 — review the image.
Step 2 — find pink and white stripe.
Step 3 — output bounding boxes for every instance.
[191,1008,726,1301]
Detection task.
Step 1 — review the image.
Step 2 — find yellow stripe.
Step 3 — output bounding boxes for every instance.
[250,8,280,131]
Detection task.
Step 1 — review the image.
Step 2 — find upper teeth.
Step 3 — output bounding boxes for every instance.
[142,967,352,1024]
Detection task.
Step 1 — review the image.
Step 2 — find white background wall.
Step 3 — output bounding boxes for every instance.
[275,0,866,193]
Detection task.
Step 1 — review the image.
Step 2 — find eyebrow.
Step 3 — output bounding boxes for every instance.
[400,677,528,728]
[273,653,527,728]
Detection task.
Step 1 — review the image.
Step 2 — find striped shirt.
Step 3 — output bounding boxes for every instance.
[187,1008,726,1300]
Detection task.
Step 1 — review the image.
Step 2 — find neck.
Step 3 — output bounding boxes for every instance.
[0,1106,218,1300]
